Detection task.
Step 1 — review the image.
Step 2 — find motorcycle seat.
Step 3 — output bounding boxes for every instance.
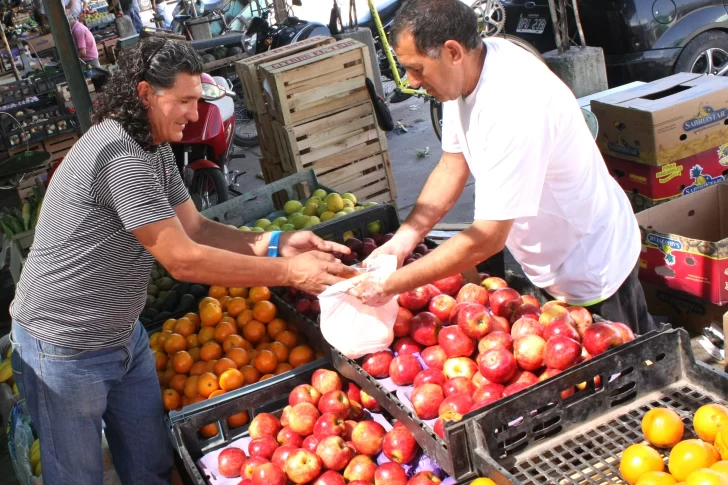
[356,0,401,31]
[188,32,245,51]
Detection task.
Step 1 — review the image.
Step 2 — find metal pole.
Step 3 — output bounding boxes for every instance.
[273,0,288,24]
[0,25,21,81]
[42,0,93,132]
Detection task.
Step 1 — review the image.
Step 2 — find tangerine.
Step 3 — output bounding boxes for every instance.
[249,286,271,303]
[220,316,237,327]
[173,318,196,337]
[716,427,728,460]
[198,423,218,439]
[289,345,314,367]
[164,333,187,354]
[269,341,289,363]
[172,351,194,374]
[204,360,218,374]
[186,334,200,349]
[227,298,247,317]
[219,296,233,311]
[214,358,238,376]
[260,374,274,381]
[276,331,298,350]
[230,287,249,298]
[315,351,325,360]
[267,319,288,339]
[254,350,278,374]
[188,347,201,362]
[669,439,720,481]
[711,461,728,476]
[149,332,162,347]
[223,334,246,353]
[197,372,220,398]
[227,411,249,428]
[208,390,226,399]
[226,348,250,368]
[157,332,169,347]
[199,297,220,311]
[169,374,187,394]
[163,389,181,411]
[162,319,177,333]
[198,326,215,345]
[200,341,223,362]
[154,351,168,371]
[243,321,266,343]
[643,408,685,448]
[220,369,245,391]
[275,363,293,375]
[209,286,228,299]
[184,375,199,398]
[190,396,206,405]
[214,321,236,344]
[200,304,223,327]
[684,469,728,485]
[694,405,728,444]
[184,313,202,328]
[241,365,261,384]
[189,361,207,376]
[236,309,254,331]
[635,471,678,485]
[252,300,277,323]
[256,342,271,352]
[621,444,665,485]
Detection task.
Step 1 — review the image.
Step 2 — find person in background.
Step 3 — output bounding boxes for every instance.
[152,0,172,29]
[68,12,100,67]
[111,0,143,32]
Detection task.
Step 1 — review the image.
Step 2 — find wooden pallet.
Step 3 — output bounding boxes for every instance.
[43,132,79,162]
[259,39,375,126]
[235,36,335,115]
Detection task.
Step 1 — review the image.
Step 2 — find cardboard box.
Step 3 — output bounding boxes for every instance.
[640,280,726,334]
[605,144,728,212]
[591,73,728,166]
[26,34,56,53]
[636,181,728,305]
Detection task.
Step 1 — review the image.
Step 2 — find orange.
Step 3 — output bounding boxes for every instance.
[190,396,206,405]
[223,334,246,353]
[172,351,194,374]
[154,351,168,371]
[181,396,191,408]
[226,348,250,368]
[149,332,162,347]
[204,360,218,374]
[243,321,267,343]
[186,334,200,349]
[184,313,201,328]
[252,301,277,323]
[275,363,293,375]
[249,350,258,363]
[200,304,223,327]
[188,347,201,362]
[694,405,728,444]
[198,326,215,345]
[173,318,196,337]
[227,297,247,317]
[220,316,237,328]
[197,372,220,398]
[208,286,228,299]
[276,331,298,350]
[200,341,223,362]
[214,321,236,344]
[636,471,678,485]
[621,444,665,484]
[315,351,325,360]
[214,358,238,376]
[229,287,248,298]
[169,374,187,394]
[684,469,728,485]
[269,342,289,363]
[189,361,207,376]
[260,374,274,381]
[184,375,199,398]
[157,332,169,347]
[669,439,720,481]
[256,342,271,352]
[227,411,249,428]
[208,389,226,399]
[163,389,181,411]
[717,427,728,460]
[162,319,177,333]
[267,319,288,339]
[164,333,187,355]
[249,286,271,303]
[219,296,233,311]
[643,408,685,448]
[198,423,218,439]
[241,365,261,384]
[289,345,314,368]
[236,309,255,331]
[711,461,728,476]
[259,335,272,345]
[239,339,253,351]
[199,297,220,311]
[254,350,278,374]
[219,368,245,391]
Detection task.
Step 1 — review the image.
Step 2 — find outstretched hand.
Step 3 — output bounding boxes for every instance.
[279,231,351,258]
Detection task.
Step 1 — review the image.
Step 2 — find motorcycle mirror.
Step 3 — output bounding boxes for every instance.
[200,82,226,101]
[246,16,265,37]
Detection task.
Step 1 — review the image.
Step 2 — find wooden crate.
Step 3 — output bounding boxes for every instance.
[17,167,48,202]
[8,142,43,157]
[43,132,78,162]
[259,39,374,126]
[317,151,397,204]
[235,36,335,115]
[259,158,292,185]
[56,79,95,102]
[255,113,279,161]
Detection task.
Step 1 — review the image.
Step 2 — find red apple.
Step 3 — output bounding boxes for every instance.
[347,383,361,404]
[311,369,343,395]
[513,335,546,372]
[410,383,445,420]
[512,303,542,322]
[538,368,576,400]
[456,283,488,305]
[271,445,297,469]
[457,303,493,339]
[382,425,419,464]
[249,413,282,439]
[511,318,544,339]
[242,456,270,480]
[302,435,320,453]
[277,427,303,448]
[420,345,448,370]
[252,463,287,485]
[542,300,569,312]
[375,462,409,485]
[425,284,441,298]
[472,371,490,388]
[543,336,582,370]
[280,406,291,427]
[443,377,476,397]
[539,305,575,327]
[343,420,357,441]
[429,294,457,323]
[433,274,465,296]
[438,326,476,358]
[478,348,518,384]
[284,449,322,485]
[521,295,541,308]
[478,331,513,354]
[433,411,463,439]
[611,322,636,343]
[409,312,442,346]
[297,299,311,314]
[289,384,322,408]
[438,393,473,416]
[503,382,531,397]
[393,337,423,355]
[473,383,505,404]
[448,302,471,326]
[348,401,365,421]
[289,402,320,436]
[398,286,433,311]
[218,447,247,478]
[389,354,423,386]
[313,413,346,440]
[443,357,479,380]
[583,322,623,356]
[393,307,414,337]
[316,436,353,471]
[360,389,381,412]
[318,391,351,419]
[343,455,377,483]
[351,421,386,456]
[408,471,443,485]
[362,351,394,378]
[480,276,508,292]
[315,471,347,485]
[489,288,521,320]
[567,306,593,338]
[491,315,511,333]
[249,435,279,460]
[414,368,447,388]
[542,320,580,342]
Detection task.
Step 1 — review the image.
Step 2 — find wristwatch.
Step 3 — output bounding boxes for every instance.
[267,231,282,258]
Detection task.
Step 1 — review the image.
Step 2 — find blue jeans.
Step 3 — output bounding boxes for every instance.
[10,321,174,485]
[123,1,144,33]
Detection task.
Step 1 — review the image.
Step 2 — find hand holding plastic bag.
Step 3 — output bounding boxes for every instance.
[318,255,399,359]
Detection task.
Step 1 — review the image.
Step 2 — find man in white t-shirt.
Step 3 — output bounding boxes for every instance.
[352,0,654,333]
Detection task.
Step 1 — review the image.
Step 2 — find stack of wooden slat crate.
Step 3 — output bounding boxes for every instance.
[236,37,397,205]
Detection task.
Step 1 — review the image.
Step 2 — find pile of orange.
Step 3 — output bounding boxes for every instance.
[150,285,321,424]
[619,404,728,485]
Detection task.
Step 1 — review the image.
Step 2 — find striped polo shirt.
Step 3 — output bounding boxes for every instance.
[10,119,190,349]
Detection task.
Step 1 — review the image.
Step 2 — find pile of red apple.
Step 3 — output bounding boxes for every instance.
[357,274,637,437]
[213,369,447,485]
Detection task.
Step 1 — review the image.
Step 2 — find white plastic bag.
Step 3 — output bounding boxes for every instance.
[318,255,399,359]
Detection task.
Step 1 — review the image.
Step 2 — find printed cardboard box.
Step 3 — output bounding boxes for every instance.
[591,73,728,166]
[604,144,728,212]
[636,181,728,305]
[640,280,725,334]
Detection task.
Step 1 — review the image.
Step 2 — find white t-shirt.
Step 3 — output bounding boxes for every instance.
[441,37,641,305]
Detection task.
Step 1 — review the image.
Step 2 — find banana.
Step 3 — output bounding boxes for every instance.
[6,347,11,359]
[29,447,40,469]
[12,382,18,394]
[0,359,13,382]
[33,460,41,477]
[30,439,40,454]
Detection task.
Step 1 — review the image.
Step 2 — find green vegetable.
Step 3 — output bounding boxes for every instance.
[21,201,31,231]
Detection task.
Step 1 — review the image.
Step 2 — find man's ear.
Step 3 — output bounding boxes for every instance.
[137,81,152,107]
[443,40,465,65]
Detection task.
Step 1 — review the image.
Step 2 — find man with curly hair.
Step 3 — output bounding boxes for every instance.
[8,39,355,484]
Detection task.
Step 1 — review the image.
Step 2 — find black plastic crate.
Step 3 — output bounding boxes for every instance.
[311,203,401,242]
[0,102,61,133]
[0,79,36,104]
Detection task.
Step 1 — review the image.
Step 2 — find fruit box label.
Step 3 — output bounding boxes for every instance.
[264,39,361,72]
[640,280,726,333]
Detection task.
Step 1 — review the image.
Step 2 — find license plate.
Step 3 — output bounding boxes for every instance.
[516,13,548,34]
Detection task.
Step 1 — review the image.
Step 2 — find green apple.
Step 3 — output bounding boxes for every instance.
[284,200,303,215]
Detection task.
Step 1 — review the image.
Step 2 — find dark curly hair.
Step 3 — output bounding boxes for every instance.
[93,38,204,151]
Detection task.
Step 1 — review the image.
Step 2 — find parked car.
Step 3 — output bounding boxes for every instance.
[502,0,728,86]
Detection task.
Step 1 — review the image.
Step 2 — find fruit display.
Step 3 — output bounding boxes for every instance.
[616,403,728,484]
[1,186,43,237]
[140,261,208,325]
[0,347,19,395]
[151,285,324,415]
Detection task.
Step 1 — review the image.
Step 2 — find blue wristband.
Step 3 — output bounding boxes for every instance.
[267,231,282,258]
